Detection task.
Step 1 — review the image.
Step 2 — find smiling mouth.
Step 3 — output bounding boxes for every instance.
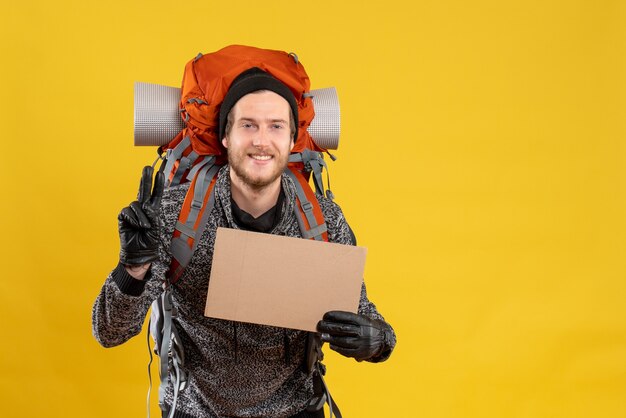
[250,154,273,161]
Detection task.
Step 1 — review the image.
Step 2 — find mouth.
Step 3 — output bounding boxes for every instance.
[249,154,273,161]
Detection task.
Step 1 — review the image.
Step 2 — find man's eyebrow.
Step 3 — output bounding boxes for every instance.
[268,118,288,124]
[237,117,288,124]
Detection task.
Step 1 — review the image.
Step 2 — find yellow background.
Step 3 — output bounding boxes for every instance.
[1,0,625,417]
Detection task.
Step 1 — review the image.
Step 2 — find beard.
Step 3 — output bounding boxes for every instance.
[227,148,289,191]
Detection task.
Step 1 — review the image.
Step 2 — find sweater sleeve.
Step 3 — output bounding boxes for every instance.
[319,196,397,363]
[356,281,396,363]
[91,264,163,347]
[91,183,187,348]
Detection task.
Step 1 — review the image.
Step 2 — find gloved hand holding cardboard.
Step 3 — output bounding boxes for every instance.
[205,227,367,331]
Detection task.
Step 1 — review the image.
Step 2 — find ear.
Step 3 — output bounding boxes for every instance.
[221,137,228,149]
[289,138,295,152]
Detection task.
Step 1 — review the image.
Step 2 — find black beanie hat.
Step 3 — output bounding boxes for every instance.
[218,67,299,141]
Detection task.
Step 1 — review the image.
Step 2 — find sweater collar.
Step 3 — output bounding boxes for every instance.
[213,165,297,234]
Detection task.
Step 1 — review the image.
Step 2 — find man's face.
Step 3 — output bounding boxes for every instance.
[222,90,295,190]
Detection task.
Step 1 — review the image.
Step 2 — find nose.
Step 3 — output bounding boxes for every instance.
[252,126,270,148]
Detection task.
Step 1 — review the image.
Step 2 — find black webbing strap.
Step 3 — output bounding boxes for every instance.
[307,363,342,418]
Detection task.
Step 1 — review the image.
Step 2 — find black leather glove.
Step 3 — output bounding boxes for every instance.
[118,166,164,265]
[317,310,393,362]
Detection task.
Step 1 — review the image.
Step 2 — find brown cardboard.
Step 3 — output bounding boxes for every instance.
[204,227,367,332]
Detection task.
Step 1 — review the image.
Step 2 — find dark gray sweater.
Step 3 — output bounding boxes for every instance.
[92,166,395,418]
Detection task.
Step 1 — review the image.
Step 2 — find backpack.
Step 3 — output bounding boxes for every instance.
[139,45,342,418]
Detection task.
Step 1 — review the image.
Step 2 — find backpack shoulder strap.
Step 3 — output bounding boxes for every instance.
[167,160,221,283]
[285,166,328,242]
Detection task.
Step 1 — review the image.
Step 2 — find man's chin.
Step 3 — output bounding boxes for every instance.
[228,155,288,190]
[234,170,282,190]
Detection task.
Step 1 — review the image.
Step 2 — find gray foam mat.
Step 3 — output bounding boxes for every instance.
[134,82,340,149]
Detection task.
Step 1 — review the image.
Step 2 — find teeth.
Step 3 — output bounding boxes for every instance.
[251,155,272,161]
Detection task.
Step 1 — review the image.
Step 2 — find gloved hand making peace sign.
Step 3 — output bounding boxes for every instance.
[118,166,165,267]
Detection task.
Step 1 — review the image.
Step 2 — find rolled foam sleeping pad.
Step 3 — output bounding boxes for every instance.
[133,82,341,150]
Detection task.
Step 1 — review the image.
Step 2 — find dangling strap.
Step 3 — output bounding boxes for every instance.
[157,289,173,411]
[148,287,188,418]
[146,317,155,418]
[307,362,342,418]
[284,168,328,242]
[166,313,187,418]
[319,368,342,418]
[289,150,334,200]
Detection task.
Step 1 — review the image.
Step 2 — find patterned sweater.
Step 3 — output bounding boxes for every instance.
[92,166,395,418]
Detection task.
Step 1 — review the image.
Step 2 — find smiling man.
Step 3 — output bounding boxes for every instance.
[220,68,297,218]
[93,64,396,418]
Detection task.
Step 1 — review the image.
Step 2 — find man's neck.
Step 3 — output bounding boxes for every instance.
[229,173,282,218]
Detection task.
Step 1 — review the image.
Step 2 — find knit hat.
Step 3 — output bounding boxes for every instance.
[218,67,299,141]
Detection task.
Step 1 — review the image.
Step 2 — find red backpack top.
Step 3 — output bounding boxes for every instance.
[163,45,325,169]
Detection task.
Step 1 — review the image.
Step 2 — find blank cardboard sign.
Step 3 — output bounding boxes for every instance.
[205,227,367,331]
